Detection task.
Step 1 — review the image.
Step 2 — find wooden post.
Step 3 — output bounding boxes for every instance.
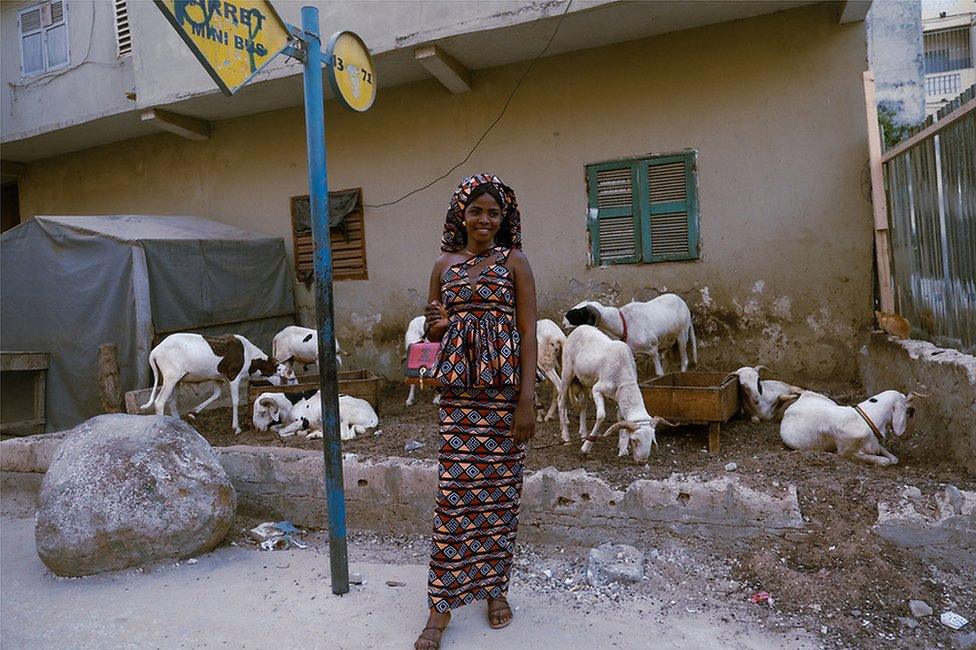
[708,422,721,454]
[97,343,123,413]
[863,71,896,313]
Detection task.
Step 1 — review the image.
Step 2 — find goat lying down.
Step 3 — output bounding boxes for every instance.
[564,293,697,377]
[141,333,294,433]
[251,389,318,433]
[779,390,925,466]
[272,325,347,375]
[273,392,379,441]
[728,366,804,422]
[558,325,673,463]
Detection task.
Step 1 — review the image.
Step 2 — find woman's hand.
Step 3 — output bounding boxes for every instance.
[512,395,536,445]
[424,300,449,339]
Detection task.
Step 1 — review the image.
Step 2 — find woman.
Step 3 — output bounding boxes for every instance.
[414,173,538,650]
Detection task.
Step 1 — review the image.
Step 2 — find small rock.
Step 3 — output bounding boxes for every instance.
[724,462,738,472]
[186,558,198,565]
[349,572,365,585]
[404,440,424,452]
[909,600,933,618]
[542,569,552,579]
[898,617,919,629]
[586,543,645,587]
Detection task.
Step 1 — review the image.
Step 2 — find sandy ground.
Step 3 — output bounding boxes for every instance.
[187,381,976,649]
[1,506,821,650]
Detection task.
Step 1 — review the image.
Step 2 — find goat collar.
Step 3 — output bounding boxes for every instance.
[617,309,628,342]
[854,404,884,439]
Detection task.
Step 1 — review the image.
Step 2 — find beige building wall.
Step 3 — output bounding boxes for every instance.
[16,3,873,382]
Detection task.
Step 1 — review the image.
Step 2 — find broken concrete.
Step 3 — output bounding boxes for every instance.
[2,433,804,545]
[874,485,976,570]
[586,543,645,587]
[859,332,976,471]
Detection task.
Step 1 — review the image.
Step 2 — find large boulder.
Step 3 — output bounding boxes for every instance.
[35,414,236,576]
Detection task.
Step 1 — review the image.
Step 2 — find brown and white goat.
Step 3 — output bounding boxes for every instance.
[141,333,294,433]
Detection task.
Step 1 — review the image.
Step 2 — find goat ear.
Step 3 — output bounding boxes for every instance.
[585,305,600,326]
[907,391,931,400]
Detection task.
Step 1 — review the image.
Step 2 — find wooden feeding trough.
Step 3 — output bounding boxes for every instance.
[639,371,739,453]
[0,351,49,436]
[248,368,381,415]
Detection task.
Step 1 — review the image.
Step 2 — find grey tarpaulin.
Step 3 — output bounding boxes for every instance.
[0,216,295,431]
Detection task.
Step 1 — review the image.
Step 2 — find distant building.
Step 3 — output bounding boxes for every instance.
[922,0,976,115]
[867,1,926,126]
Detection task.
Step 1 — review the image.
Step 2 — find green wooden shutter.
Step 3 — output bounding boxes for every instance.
[638,152,699,262]
[586,161,641,265]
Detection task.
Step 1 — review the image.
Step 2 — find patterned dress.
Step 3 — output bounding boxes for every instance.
[427,246,525,613]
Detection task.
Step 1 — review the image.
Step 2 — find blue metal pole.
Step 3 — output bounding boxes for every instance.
[301,4,349,596]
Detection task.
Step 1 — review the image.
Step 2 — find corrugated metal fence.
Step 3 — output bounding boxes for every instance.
[882,85,976,353]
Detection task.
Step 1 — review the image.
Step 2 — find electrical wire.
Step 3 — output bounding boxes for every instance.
[8,0,99,93]
[364,0,574,209]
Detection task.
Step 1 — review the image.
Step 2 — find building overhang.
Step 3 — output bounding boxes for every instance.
[2,0,865,162]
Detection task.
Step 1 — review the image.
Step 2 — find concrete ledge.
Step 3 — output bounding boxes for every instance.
[859,333,976,471]
[874,485,976,570]
[2,434,803,543]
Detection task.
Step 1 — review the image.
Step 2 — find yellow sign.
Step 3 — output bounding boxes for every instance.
[154,0,291,95]
[326,31,377,112]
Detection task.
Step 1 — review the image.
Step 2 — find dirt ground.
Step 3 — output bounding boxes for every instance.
[189,380,975,649]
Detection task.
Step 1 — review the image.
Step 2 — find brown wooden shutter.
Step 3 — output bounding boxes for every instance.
[291,188,368,284]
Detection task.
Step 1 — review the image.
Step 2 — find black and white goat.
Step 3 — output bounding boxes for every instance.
[141,333,295,433]
[272,325,347,376]
[276,393,379,441]
[251,389,318,433]
[564,293,697,377]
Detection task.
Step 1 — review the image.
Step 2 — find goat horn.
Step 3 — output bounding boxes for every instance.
[603,420,639,437]
[653,417,677,427]
[257,396,276,408]
[908,391,931,399]
[722,371,739,385]
[755,365,774,376]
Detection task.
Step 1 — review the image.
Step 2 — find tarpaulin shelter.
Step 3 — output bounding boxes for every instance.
[1,215,295,431]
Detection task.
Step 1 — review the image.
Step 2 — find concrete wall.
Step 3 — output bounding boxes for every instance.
[866,0,925,125]
[15,3,874,382]
[859,333,976,473]
[0,0,135,139]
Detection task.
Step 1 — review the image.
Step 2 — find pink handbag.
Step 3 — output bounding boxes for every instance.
[404,341,441,387]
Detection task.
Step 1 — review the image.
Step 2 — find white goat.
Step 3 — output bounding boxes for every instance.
[564,293,697,377]
[727,366,804,422]
[404,316,441,407]
[272,325,347,376]
[141,333,295,433]
[277,393,378,441]
[251,389,318,432]
[779,390,925,466]
[558,325,673,463]
[536,318,567,422]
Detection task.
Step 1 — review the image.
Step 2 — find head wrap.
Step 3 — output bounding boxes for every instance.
[440,173,522,252]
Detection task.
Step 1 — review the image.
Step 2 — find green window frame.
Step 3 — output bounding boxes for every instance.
[585,150,700,266]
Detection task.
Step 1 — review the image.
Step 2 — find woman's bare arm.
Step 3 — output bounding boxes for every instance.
[509,249,537,443]
[424,255,451,341]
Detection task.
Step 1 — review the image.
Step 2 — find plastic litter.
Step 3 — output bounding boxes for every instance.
[750,591,772,604]
[724,462,738,471]
[350,573,365,585]
[941,611,969,630]
[404,439,424,452]
[250,521,308,551]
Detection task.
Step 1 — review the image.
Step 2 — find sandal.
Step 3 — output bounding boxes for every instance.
[415,612,450,650]
[487,598,513,630]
